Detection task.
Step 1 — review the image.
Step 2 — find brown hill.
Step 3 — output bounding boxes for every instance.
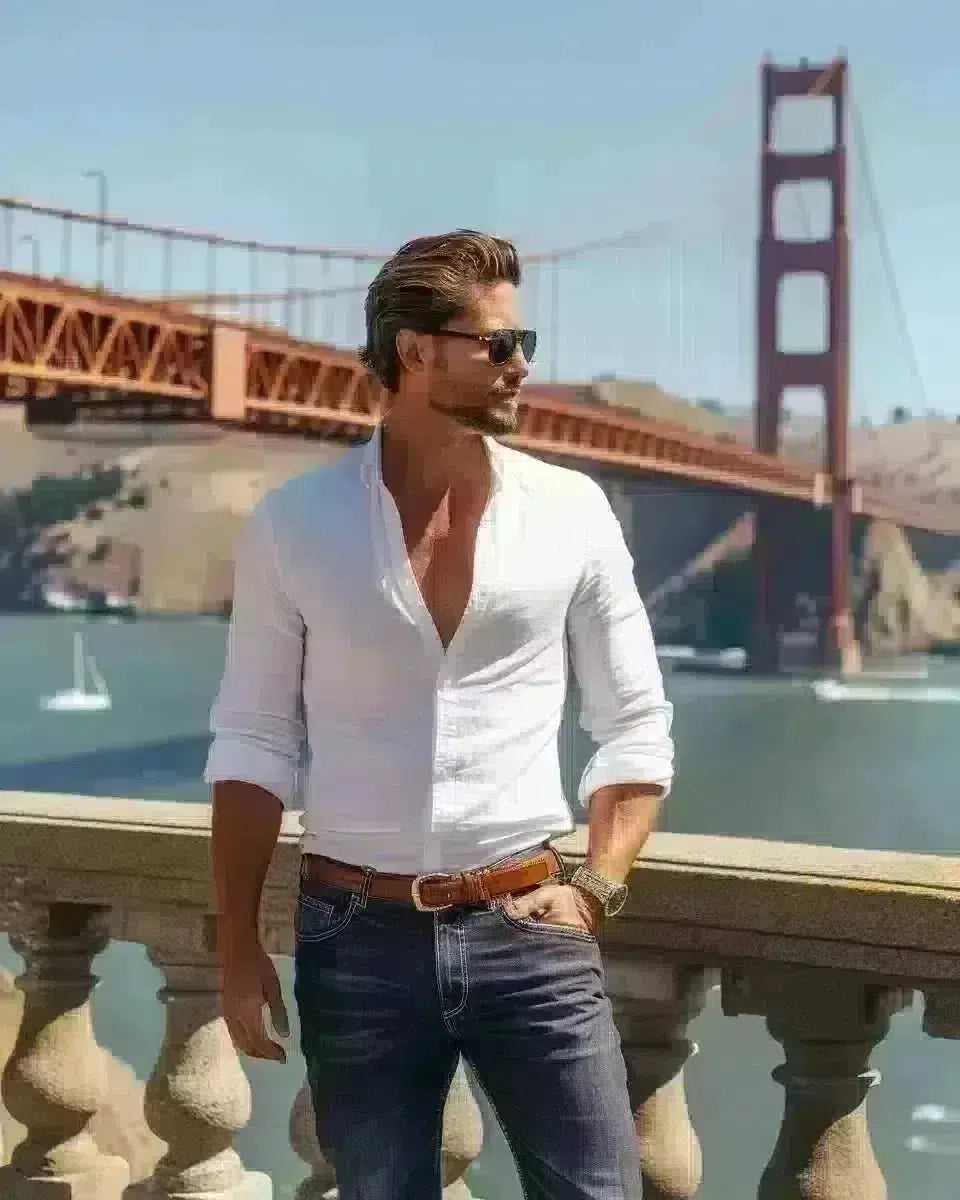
[1,408,342,612]
[3,389,960,638]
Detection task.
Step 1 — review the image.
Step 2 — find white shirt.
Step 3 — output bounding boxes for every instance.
[204,426,674,874]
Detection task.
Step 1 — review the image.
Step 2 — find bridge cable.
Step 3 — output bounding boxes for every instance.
[851,99,930,418]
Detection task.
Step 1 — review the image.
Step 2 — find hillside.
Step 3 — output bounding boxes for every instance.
[851,418,960,508]
[584,387,960,653]
[589,377,742,440]
[648,512,960,656]
[0,406,343,612]
[2,391,959,644]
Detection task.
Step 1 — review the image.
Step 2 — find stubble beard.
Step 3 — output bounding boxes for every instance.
[429,395,520,437]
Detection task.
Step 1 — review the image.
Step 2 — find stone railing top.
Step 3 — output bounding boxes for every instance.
[1,790,959,982]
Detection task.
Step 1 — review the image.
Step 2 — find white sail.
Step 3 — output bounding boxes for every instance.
[41,632,112,712]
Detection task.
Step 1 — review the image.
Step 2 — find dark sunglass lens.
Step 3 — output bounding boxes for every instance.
[488,331,516,366]
[520,330,537,362]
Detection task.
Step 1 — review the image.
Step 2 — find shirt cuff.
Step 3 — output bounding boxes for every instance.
[203,735,301,809]
[577,746,674,809]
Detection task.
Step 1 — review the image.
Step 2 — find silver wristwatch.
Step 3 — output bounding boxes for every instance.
[569,864,629,918]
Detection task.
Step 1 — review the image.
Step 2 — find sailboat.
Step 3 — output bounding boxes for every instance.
[41,632,112,712]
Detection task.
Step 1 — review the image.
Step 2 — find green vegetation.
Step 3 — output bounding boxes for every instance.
[652,555,756,650]
[0,465,130,608]
[697,556,755,648]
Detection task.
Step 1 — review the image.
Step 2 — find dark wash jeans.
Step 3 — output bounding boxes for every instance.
[293,848,643,1199]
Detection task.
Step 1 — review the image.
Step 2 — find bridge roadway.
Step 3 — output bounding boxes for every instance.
[0,268,956,536]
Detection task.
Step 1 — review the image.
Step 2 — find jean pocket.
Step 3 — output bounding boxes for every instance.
[295,886,359,944]
[497,901,598,944]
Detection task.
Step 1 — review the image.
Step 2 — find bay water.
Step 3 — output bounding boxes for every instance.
[1,614,959,1197]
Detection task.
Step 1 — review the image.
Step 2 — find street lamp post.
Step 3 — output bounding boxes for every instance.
[20,234,40,275]
[83,169,108,289]
[2,205,13,269]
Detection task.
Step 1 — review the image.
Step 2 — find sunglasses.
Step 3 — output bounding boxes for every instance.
[431,327,537,366]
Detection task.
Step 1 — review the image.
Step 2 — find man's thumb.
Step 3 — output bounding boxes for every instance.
[264,973,290,1038]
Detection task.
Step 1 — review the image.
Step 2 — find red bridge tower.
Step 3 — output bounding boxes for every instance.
[751,57,860,674]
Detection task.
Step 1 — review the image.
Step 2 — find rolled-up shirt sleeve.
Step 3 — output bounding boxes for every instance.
[567,481,674,808]
[203,498,305,807]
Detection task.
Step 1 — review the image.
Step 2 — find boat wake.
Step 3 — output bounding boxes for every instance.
[812,679,960,705]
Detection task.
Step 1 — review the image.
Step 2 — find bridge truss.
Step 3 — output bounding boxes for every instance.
[1,268,828,502]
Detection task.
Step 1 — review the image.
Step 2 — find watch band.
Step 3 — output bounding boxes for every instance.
[569,864,629,918]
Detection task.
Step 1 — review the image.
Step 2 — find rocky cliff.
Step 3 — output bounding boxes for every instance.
[856,521,960,655]
[654,515,960,656]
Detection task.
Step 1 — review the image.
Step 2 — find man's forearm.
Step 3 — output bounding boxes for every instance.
[583,782,664,886]
[211,781,284,958]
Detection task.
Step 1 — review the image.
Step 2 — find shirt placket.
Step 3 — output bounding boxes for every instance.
[364,431,506,871]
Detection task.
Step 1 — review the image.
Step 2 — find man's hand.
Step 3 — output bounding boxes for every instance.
[506,883,604,936]
[220,940,290,1062]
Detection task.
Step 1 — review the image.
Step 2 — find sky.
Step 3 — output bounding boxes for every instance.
[3,0,959,425]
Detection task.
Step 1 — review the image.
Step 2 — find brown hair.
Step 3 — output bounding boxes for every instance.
[359,230,522,392]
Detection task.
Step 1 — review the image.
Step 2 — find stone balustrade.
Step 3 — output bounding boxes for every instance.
[1,789,959,1198]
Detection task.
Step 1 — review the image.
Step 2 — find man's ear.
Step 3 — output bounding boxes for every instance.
[395,329,428,378]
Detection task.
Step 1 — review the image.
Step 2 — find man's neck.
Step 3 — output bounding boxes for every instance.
[380,408,489,502]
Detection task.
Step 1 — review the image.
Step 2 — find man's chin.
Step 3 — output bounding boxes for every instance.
[455,407,519,436]
[432,398,520,437]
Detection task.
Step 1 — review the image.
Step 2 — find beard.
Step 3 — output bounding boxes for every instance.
[428,392,521,436]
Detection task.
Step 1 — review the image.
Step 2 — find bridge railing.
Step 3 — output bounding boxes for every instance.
[1,789,959,1199]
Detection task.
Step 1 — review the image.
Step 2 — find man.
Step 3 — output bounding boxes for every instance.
[206,229,674,1200]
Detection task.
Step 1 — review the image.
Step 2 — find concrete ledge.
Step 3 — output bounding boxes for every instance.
[2,790,960,982]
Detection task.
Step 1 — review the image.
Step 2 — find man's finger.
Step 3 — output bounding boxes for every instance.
[232,1015,285,1062]
[225,998,282,1059]
[250,1032,286,1062]
[225,1015,254,1057]
[508,887,551,920]
[263,968,290,1039]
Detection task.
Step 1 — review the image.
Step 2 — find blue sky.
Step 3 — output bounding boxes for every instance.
[3,0,958,424]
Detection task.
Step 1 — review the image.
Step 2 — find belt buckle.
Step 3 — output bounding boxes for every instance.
[411,872,456,912]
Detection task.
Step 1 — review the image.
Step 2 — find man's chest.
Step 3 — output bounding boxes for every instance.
[402,502,484,651]
[286,482,583,689]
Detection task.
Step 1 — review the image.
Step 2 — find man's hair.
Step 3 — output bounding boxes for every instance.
[359,230,522,392]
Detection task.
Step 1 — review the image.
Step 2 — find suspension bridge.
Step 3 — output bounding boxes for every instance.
[1,56,957,672]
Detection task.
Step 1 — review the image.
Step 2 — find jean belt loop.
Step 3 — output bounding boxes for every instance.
[357,865,375,910]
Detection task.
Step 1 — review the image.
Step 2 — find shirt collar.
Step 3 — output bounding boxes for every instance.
[360,422,505,495]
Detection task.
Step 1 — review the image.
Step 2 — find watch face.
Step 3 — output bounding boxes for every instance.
[606,884,628,916]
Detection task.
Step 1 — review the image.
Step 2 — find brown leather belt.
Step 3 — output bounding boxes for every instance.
[301,847,562,912]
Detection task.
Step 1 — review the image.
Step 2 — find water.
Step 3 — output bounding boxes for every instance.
[1,614,959,1197]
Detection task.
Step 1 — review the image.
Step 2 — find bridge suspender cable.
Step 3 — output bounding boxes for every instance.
[0,60,847,383]
[0,65,757,270]
[851,100,930,419]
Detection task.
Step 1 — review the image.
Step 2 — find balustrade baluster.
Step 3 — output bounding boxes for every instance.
[126,911,269,1199]
[723,963,910,1200]
[288,1079,335,1199]
[605,955,713,1199]
[0,902,130,1199]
